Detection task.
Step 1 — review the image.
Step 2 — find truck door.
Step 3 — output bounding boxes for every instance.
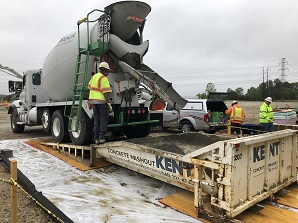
[163,103,179,128]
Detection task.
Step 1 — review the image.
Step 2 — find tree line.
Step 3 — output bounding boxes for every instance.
[197,79,298,101]
[2,78,298,102]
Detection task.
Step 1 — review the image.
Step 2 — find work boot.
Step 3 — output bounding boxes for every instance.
[99,139,106,144]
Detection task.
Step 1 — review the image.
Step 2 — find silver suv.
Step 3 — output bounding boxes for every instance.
[163,93,229,133]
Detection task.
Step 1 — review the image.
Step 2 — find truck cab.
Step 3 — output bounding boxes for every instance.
[163,93,229,133]
[8,69,51,130]
[19,69,50,105]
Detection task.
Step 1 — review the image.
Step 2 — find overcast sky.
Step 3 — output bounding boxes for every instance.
[1,0,298,98]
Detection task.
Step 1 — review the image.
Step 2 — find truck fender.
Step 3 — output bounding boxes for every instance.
[82,101,93,119]
[8,104,16,114]
[179,116,196,128]
[8,100,24,114]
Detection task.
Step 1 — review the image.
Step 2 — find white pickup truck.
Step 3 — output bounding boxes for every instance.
[162,93,229,133]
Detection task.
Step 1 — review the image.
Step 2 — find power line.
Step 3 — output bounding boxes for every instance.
[266,66,271,96]
[262,67,265,98]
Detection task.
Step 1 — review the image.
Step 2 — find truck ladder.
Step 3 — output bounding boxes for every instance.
[67,10,111,132]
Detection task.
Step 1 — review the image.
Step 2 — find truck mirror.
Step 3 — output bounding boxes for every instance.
[8,81,23,92]
[15,81,23,91]
[8,80,15,92]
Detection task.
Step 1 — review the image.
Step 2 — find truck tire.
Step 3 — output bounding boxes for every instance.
[51,110,69,143]
[181,120,193,133]
[203,129,216,134]
[41,108,52,133]
[69,110,92,145]
[11,109,25,133]
[111,127,124,139]
[142,124,151,137]
[123,123,151,138]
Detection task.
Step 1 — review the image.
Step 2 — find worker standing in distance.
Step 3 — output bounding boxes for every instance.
[225,101,246,134]
[88,62,113,144]
[260,97,275,132]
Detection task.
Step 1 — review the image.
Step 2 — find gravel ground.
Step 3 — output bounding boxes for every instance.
[0,109,56,223]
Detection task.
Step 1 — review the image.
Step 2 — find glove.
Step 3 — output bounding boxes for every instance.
[108,103,113,112]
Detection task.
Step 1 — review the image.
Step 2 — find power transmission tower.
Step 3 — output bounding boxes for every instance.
[279,58,288,83]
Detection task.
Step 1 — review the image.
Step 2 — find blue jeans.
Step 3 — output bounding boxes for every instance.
[92,104,109,140]
[260,122,275,132]
[231,122,241,134]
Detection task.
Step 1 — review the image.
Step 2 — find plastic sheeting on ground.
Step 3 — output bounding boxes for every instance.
[0,139,201,223]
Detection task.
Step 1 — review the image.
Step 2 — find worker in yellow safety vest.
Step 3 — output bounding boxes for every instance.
[88,62,112,144]
[225,101,246,134]
[259,97,275,132]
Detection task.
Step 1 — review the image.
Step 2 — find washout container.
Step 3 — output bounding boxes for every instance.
[94,129,297,218]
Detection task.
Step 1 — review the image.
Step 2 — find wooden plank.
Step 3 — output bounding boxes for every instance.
[42,142,92,151]
[24,140,111,171]
[159,190,211,223]
[160,189,298,223]
[236,203,298,223]
[276,187,298,209]
[10,160,18,223]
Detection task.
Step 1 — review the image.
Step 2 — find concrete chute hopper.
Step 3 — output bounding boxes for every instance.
[105,1,187,111]
[104,1,151,41]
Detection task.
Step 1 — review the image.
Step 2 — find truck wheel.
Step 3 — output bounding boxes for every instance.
[181,120,193,133]
[203,129,216,134]
[142,124,151,137]
[41,108,52,132]
[69,110,92,145]
[123,124,151,138]
[123,124,143,138]
[51,110,69,143]
[111,127,124,139]
[11,109,25,133]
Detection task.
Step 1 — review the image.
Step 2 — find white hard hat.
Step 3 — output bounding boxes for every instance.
[98,62,110,70]
[265,97,272,103]
[232,101,238,105]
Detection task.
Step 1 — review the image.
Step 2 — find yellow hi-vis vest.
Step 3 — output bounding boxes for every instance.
[88,72,112,101]
[260,102,274,123]
[230,107,244,123]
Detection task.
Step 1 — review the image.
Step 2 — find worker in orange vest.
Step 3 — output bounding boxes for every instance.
[225,101,246,134]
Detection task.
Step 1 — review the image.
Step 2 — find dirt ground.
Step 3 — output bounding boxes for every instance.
[0,100,297,222]
[0,108,56,222]
[0,108,49,140]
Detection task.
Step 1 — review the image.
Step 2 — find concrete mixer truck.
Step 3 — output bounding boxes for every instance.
[7,1,187,145]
